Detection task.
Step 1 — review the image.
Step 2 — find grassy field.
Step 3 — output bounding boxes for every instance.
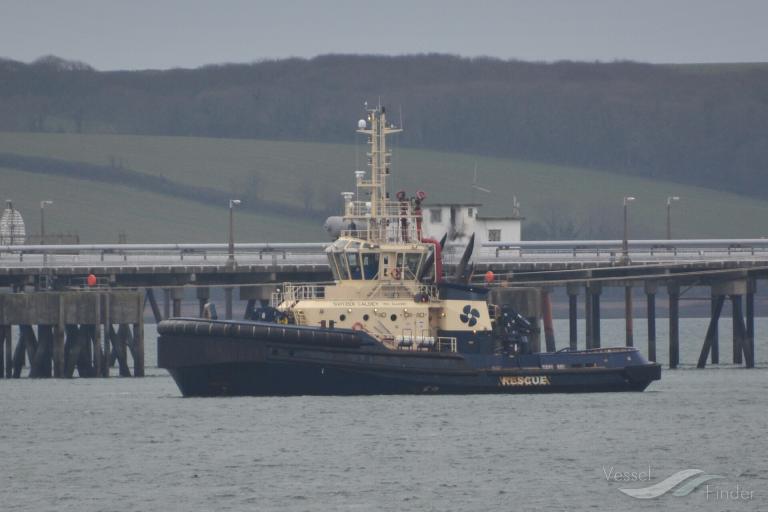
[0,165,321,243]
[1,132,767,243]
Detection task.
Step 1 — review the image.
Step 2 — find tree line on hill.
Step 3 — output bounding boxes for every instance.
[1,54,767,199]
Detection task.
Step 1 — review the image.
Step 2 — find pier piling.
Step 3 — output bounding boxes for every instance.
[746,279,756,367]
[224,287,233,320]
[711,295,721,364]
[589,283,601,348]
[0,291,144,378]
[163,289,171,320]
[145,288,163,323]
[542,289,556,352]
[625,285,634,347]
[668,284,680,369]
[697,295,724,368]
[4,325,11,377]
[566,283,579,350]
[584,283,593,349]
[645,282,657,362]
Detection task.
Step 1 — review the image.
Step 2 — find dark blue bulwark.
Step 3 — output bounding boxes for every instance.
[438,329,495,354]
[438,283,489,301]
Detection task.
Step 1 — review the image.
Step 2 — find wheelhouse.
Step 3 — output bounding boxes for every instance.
[326,237,432,282]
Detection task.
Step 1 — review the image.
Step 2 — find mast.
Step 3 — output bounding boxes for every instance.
[347,105,416,243]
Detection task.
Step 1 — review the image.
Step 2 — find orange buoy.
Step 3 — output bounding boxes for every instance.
[86,274,97,287]
[484,270,495,283]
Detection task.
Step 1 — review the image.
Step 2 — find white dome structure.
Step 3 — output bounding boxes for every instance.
[0,200,26,245]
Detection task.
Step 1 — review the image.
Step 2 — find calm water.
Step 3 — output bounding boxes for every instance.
[1,318,766,511]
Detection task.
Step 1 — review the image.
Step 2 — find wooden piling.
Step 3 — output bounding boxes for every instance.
[22,325,37,370]
[134,292,144,376]
[697,295,724,368]
[668,284,680,369]
[710,296,720,364]
[591,286,601,348]
[585,284,593,349]
[31,325,53,377]
[112,325,131,376]
[163,288,171,320]
[746,280,756,367]
[731,295,754,368]
[54,296,65,377]
[225,287,233,320]
[0,326,4,378]
[77,325,95,377]
[64,325,80,377]
[146,288,163,323]
[624,286,633,347]
[645,282,657,362]
[12,329,25,378]
[4,325,11,378]
[732,295,743,365]
[542,289,556,352]
[102,293,110,377]
[567,284,578,350]
[92,298,103,377]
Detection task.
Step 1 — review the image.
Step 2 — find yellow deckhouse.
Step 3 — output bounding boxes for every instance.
[272,105,491,351]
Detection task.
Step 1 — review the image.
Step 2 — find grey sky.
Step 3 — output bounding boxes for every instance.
[1,0,766,70]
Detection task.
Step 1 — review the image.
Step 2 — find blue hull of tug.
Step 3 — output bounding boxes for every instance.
[157,319,661,397]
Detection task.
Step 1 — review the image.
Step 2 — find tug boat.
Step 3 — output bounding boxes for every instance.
[157,106,661,396]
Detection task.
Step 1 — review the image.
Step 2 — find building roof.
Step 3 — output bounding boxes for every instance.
[424,203,483,207]
[476,215,525,221]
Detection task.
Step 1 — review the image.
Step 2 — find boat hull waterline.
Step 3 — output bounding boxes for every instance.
[158,319,661,397]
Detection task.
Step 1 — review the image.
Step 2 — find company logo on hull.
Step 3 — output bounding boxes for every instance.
[460,305,480,327]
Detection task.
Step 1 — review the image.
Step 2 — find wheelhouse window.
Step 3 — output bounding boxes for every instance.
[488,229,501,242]
[328,253,341,280]
[346,252,362,279]
[430,209,442,223]
[362,253,379,280]
[405,253,423,278]
[333,253,350,280]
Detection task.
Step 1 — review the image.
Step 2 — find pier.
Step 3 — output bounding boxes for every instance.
[1,238,766,377]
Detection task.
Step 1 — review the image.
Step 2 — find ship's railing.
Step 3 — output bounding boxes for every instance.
[394,335,456,353]
[271,282,329,306]
[346,200,420,219]
[366,282,439,300]
[340,223,420,243]
[342,200,422,242]
[436,337,457,353]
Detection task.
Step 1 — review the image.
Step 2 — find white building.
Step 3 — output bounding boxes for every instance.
[421,203,522,262]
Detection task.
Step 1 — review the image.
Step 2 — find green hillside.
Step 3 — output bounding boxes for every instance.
[1,132,767,243]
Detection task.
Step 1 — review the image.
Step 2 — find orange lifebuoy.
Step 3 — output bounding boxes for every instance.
[352,322,364,331]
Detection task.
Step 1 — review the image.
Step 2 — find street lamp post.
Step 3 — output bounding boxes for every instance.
[40,200,53,244]
[227,199,241,265]
[666,196,680,240]
[622,196,636,262]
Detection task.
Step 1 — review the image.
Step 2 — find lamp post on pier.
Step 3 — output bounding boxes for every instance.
[622,196,635,263]
[227,199,241,266]
[40,200,53,245]
[666,196,680,240]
